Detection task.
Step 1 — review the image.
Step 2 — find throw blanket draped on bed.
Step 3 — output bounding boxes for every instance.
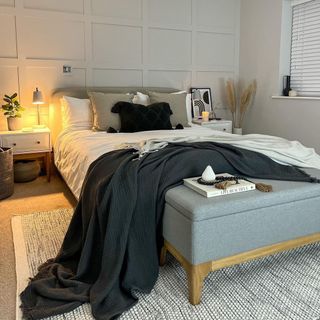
[20,142,320,320]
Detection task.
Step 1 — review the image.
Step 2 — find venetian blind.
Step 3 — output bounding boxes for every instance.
[290,0,320,96]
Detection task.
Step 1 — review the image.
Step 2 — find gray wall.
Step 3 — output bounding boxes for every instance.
[240,0,320,153]
[0,0,240,130]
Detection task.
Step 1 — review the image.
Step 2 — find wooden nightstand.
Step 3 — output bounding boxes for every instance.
[192,119,233,133]
[0,128,52,182]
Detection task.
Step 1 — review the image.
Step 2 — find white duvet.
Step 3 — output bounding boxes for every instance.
[54,126,320,199]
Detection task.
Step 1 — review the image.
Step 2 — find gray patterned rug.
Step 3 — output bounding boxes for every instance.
[12,209,320,320]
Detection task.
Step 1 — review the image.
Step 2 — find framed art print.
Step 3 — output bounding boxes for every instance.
[190,88,213,118]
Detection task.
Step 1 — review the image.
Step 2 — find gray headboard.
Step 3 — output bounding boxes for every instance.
[50,86,180,143]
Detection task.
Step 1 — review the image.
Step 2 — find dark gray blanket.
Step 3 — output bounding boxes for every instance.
[20,142,319,320]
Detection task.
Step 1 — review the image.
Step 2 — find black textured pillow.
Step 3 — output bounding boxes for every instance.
[111,102,173,133]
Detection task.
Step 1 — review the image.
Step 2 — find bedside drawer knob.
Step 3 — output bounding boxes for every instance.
[12,143,16,146]
[36,141,40,144]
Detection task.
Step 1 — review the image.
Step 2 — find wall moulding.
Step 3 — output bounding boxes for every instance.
[0,0,240,127]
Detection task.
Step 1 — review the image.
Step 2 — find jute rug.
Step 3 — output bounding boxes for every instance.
[12,209,320,320]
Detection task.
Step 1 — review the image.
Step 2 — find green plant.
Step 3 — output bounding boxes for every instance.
[1,93,25,118]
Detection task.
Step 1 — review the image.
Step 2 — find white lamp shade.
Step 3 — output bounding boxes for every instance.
[32,88,44,104]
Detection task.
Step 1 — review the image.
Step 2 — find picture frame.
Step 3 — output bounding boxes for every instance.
[190,87,213,118]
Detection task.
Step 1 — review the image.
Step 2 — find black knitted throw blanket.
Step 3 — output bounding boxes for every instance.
[20,142,320,319]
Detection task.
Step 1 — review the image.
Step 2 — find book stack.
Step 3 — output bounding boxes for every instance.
[183,173,255,198]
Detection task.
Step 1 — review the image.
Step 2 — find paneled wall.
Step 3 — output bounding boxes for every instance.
[0,0,240,129]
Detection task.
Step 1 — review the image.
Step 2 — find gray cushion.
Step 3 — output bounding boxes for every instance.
[148,91,189,127]
[88,92,134,131]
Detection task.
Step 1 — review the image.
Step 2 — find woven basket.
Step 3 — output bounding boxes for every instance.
[0,147,14,200]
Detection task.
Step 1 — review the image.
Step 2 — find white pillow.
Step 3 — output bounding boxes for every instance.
[61,96,92,130]
[132,92,150,106]
[185,93,192,124]
[171,91,192,124]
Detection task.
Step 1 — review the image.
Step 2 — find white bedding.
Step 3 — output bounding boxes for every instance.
[55,126,320,199]
[54,126,218,198]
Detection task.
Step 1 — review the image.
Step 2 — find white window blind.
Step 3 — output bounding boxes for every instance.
[290,0,320,96]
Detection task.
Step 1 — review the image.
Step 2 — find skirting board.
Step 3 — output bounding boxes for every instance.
[12,216,31,320]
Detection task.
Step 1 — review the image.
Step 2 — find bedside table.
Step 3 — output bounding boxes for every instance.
[192,119,232,133]
[0,128,52,182]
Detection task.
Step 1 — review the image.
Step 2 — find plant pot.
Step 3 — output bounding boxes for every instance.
[14,160,41,183]
[7,117,22,131]
[233,127,243,135]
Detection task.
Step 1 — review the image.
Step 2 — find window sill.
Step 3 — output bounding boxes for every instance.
[272,95,320,101]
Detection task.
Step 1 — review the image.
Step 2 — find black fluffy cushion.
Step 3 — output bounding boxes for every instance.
[175,124,184,130]
[107,127,117,133]
[111,101,173,132]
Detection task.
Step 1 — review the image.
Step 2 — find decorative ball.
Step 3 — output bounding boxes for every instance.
[201,165,216,182]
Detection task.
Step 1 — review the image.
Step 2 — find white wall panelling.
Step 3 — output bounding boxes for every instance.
[148,28,192,68]
[91,0,142,20]
[21,17,85,61]
[23,0,84,14]
[148,70,192,89]
[92,24,142,66]
[0,0,14,7]
[0,15,17,58]
[148,0,192,26]
[197,0,237,31]
[196,32,235,70]
[0,0,240,129]
[92,69,143,87]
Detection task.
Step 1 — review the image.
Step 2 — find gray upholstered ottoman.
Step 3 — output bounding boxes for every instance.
[160,169,320,305]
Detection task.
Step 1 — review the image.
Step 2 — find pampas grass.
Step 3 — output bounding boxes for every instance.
[226,80,236,125]
[225,79,257,129]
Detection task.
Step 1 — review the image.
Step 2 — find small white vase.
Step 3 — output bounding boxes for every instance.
[7,117,22,131]
[233,127,243,135]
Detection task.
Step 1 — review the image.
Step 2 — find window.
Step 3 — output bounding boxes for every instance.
[290,0,320,96]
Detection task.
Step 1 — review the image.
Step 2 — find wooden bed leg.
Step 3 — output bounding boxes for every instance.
[160,246,167,266]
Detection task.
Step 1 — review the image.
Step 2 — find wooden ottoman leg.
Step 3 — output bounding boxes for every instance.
[160,246,167,266]
[163,240,212,304]
[187,264,211,305]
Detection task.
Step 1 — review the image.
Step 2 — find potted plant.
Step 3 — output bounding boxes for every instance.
[1,93,25,131]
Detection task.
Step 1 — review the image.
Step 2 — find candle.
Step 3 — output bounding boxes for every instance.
[202,111,209,122]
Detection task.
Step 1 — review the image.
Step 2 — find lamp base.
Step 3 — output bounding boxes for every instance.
[32,124,46,129]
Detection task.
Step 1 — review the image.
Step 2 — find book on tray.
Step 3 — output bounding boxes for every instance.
[183,173,255,198]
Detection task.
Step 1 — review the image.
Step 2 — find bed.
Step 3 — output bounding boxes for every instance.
[51,87,233,199]
[20,87,320,320]
[54,126,233,199]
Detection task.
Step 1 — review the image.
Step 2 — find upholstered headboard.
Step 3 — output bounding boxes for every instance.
[50,87,180,143]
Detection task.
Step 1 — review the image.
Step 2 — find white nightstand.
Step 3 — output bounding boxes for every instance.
[0,127,52,181]
[192,119,232,133]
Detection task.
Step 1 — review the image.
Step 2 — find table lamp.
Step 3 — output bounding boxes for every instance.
[32,87,45,128]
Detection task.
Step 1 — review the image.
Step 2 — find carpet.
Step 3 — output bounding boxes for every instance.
[12,209,320,320]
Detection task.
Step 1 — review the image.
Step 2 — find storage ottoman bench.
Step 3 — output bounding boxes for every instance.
[160,168,320,305]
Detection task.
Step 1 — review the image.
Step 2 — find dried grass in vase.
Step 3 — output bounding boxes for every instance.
[225,79,257,129]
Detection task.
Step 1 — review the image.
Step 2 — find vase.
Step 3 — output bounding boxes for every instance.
[233,127,243,135]
[7,117,22,131]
